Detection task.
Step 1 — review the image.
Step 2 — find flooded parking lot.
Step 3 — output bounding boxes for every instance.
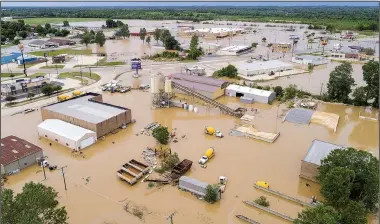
[2,88,378,224]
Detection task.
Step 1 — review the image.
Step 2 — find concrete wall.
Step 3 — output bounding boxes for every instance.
[299,161,319,182]
[3,151,43,174]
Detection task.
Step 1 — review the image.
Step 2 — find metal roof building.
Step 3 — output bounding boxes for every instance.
[38,119,97,151]
[235,60,293,76]
[216,45,253,56]
[170,73,228,99]
[299,139,344,182]
[1,136,44,175]
[225,84,276,104]
[41,93,132,137]
[292,55,329,66]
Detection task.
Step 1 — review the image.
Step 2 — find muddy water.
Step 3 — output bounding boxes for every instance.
[2,88,378,224]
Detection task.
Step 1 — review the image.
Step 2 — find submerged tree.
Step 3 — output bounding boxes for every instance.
[294,205,340,224]
[204,185,219,203]
[327,61,355,103]
[2,182,68,224]
[153,28,161,44]
[139,28,147,43]
[152,126,170,145]
[362,60,379,107]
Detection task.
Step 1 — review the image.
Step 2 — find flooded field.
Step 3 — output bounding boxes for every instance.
[2,88,378,224]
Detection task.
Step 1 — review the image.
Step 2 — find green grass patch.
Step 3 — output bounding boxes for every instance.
[95,57,126,66]
[358,30,378,36]
[6,88,75,108]
[18,63,41,69]
[11,17,101,25]
[40,65,65,69]
[30,48,92,57]
[1,73,24,77]
[1,43,14,48]
[58,72,100,85]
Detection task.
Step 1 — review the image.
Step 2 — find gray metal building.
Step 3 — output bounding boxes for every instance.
[225,84,276,104]
[299,139,344,182]
[178,176,221,200]
[1,136,44,175]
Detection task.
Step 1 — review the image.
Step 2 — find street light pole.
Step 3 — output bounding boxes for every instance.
[18,43,27,77]
[60,166,68,191]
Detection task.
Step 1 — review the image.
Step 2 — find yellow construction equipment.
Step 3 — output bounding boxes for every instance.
[73,90,82,96]
[199,147,215,165]
[256,181,270,189]
[58,95,67,101]
[205,126,215,135]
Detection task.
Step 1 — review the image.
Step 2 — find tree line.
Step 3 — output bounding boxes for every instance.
[1,6,378,31]
[1,20,70,45]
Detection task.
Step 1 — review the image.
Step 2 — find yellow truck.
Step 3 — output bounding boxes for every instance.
[204,126,224,138]
[73,90,83,96]
[199,147,215,165]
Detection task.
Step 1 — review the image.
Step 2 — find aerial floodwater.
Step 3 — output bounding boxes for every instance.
[1,4,379,224]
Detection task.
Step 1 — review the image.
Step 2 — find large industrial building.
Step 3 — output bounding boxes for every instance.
[292,55,329,66]
[299,139,344,182]
[225,84,276,104]
[169,73,229,99]
[216,45,253,56]
[179,27,244,38]
[1,76,50,96]
[235,60,293,76]
[1,136,44,175]
[40,93,132,138]
[38,119,97,151]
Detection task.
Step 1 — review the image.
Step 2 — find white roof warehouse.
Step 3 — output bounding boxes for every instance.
[235,60,293,76]
[225,84,276,104]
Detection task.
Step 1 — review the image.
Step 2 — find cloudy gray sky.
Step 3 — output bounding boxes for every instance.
[2,1,378,7]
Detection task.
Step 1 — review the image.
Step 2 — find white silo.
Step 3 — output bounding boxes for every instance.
[150,75,159,94]
[157,73,165,92]
[164,78,172,93]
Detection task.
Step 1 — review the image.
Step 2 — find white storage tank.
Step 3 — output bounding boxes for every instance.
[164,79,172,93]
[150,75,160,94]
[188,105,194,111]
[194,107,198,113]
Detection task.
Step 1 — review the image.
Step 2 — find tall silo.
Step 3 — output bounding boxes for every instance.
[164,78,172,93]
[150,74,159,94]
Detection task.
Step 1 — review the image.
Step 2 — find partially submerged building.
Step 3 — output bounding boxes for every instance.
[292,55,329,66]
[178,176,221,200]
[48,38,76,46]
[1,76,50,96]
[179,27,244,38]
[38,119,97,151]
[169,73,228,99]
[299,139,344,182]
[1,136,44,175]
[235,60,293,76]
[40,93,132,138]
[225,84,276,104]
[272,43,292,52]
[216,45,253,56]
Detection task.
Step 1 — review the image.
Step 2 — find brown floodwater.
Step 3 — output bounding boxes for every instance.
[2,88,378,224]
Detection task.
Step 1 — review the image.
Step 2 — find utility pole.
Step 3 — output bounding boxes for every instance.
[167,211,176,224]
[18,43,27,77]
[55,64,58,75]
[320,82,324,95]
[60,166,68,191]
[80,66,83,84]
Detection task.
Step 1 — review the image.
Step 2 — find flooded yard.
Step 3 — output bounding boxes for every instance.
[2,89,378,224]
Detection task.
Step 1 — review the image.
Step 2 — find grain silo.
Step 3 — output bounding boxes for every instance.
[150,74,159,94]
[164,78,172,93]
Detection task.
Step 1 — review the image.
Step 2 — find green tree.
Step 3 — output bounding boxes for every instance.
[252,30,257,34]
[327,61,355,103]
[1,182,68,224]
[362,61,379,107]
[284,84,298,100]
[139,28,147,43]
[161,152,180,170]
[27,92,35,100]
[274,86,283,97]
[340,200,368,224]
[352,86,368,106]
[215,64,238,78]
[363,48,375,56]
[325,24,335,33]
[18,31,27,39]
[317,148,379,212]
[204,185,218,203]
[153,28,161,44]
[160,29,171,42]
[294,205,340,224]
[254,196,270,207]
[35,24,45,35]
[145,35,151,44]
[12,39,20,45]
[45,23,51,32]
[119,24,130,39]
[53,85,62,94]
[152,126,170,145]
[251,42,258,48]
[41,84,56,96]
[187,35,202,60]
[262,37,267,42]
[63,20,70,27]
[94,31,106,47]
[81,31,92,47]
[163,36,180,50]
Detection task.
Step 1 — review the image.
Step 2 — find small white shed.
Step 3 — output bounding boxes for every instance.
[37,119,97,151]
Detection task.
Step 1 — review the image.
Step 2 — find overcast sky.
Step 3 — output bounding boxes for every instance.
[2,1,378,7]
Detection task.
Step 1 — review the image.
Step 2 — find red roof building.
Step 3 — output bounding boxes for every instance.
[1,136,43,175]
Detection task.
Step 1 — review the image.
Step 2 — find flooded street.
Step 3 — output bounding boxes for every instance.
[2,88,378,224]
